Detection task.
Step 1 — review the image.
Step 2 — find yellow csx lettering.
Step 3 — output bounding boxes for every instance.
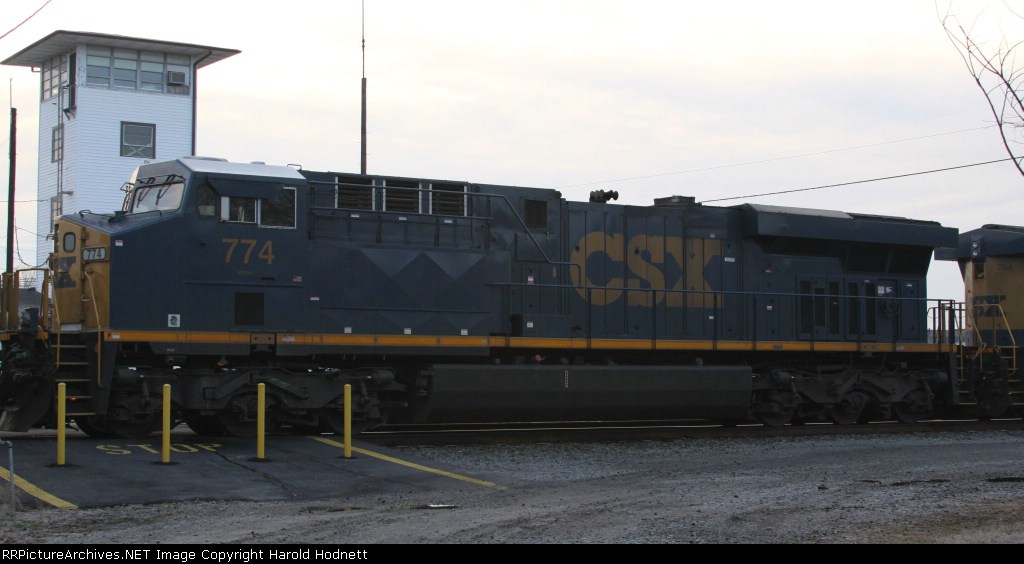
[97,444,222,455]
[569,233,722,307]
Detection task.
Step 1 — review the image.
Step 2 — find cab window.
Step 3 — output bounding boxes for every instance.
[129,181,185,213]
[222,196,257,224]
[261,188,296,228]
[220,187,295,228]
[197,183,218,218]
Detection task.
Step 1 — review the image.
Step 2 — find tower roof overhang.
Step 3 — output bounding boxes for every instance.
[1,30,239,68]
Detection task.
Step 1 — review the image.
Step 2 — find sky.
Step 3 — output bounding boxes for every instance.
[2,0,1024,301]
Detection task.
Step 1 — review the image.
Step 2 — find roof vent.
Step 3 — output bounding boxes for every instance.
[654,195,699,207]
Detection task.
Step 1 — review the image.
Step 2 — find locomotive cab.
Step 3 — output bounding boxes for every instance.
[51,157,307,335]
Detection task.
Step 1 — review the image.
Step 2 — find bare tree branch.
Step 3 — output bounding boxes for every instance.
[940,2,1024,177]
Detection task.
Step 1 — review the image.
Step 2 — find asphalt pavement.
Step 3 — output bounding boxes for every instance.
[0,428,502,509]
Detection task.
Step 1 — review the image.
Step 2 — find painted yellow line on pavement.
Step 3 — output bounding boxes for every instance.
[0,466,77,509]
[310,436,501,489]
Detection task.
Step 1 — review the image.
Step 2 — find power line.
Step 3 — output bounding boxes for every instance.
[557,125,998,189]
[700,156,1020,204]
[12,222,40,268]
[0,0,53,42]
[14,224,40,238]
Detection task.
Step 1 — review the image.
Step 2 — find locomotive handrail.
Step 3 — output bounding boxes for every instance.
[82,268,105,387]
[928,301,968,390]
[927,300,962,344]
[0,272,16,331]
[492,280,949,351]
[0,268,51,333]
[967,302,1018,377]
[49,265,64,367]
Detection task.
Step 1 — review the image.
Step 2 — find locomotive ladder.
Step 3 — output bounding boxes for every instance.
[962,303,1020,405]
[53,338,96,419]
[49,265,101,420]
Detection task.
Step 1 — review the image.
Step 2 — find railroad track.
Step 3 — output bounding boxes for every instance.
[360,417,1024,446]
[5,417,1022,445]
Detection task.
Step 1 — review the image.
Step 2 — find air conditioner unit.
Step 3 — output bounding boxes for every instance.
[166,71,187,86]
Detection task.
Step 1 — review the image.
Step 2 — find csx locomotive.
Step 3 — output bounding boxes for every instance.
[0,156,1020,437]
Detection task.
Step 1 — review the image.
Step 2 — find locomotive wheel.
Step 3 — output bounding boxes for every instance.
[753,400,794,427]
[319,409,378,435]
[184,414,224,436]
[751,391,795,427]
[106,415,159,439]
[894,390,932,424]
[97,399,162,438]
[74,415,114,438]
[216,395,279,437]
[894,404,924,424]
[754,409,793,427]
[216,410,258,437]
[829,391,868,425]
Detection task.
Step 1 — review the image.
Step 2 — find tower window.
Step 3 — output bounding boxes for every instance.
[86,46,191,94]
[86,46,112,86]
[113,49,139,89]
[51,125,63,163]
[41,54,68,101]
[49,196,63,232]
[120,122,155,159]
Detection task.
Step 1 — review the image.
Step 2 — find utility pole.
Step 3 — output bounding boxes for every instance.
[6,107,16,274]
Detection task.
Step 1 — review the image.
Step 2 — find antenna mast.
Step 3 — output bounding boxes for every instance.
[360,0,367,174]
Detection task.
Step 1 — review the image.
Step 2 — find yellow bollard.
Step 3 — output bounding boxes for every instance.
[343,383,352,459]
[56,382,66,466]
[161,384,171,464]
[257,383,265,460]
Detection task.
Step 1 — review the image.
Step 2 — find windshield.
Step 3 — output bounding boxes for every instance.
[129,182,186,213]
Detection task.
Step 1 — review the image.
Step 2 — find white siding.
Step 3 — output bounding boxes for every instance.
[34,45,195,266]
[35,94,62,267]
[73,86,193,210]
